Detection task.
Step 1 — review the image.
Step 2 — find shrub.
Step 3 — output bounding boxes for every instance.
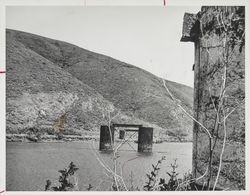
[143,156,166,191]
[144,158,196,191]
[45,162,79,191]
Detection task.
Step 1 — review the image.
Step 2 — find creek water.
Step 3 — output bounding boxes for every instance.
[6,141,192,191]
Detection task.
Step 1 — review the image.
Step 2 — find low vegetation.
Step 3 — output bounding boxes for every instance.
[45,162,79,191]
[44,158,210,191]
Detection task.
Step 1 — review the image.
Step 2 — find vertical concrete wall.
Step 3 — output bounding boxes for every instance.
[138,127,153,152]
[181,6,245,190]
[192,42,200,177]
[99,125,114,151]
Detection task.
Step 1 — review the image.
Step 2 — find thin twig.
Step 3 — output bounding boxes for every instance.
[213,109,227,190]
[162,79,212,138]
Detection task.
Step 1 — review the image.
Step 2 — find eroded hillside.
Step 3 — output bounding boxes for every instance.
[6,29,194,141]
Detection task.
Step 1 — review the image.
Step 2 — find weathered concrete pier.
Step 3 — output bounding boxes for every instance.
[137,127,153,153]
[99,125,114,151]
[181,6,245,190]
[119,130,125,139]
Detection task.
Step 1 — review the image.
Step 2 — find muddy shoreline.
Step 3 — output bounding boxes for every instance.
[6,133,98,143]
[6,133,192,143]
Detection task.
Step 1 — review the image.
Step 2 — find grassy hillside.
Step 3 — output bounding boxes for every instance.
[6,31,115,135]
[6,29,194,141]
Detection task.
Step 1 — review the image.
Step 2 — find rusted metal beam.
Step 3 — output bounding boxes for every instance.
[124,129,138,132]
[112,124,142,128]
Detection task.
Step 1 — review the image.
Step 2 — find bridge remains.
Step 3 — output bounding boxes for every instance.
[99,124,153,153]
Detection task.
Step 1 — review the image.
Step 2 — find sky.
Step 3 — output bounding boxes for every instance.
[6,6,201,87]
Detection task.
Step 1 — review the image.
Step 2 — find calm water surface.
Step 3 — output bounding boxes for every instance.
[7,141,192,191]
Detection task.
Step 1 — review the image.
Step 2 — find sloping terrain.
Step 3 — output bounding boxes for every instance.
[6,32,115,135]
[6,29,193,140]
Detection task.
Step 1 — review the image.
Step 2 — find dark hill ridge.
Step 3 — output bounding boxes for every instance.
[6,29,193,141]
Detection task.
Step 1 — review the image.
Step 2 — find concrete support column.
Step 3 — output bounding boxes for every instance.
[119,130,125,139]
[138,127,153,152]
[99,125,114,151]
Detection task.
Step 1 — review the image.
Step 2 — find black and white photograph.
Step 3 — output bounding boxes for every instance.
[0,0,248,192]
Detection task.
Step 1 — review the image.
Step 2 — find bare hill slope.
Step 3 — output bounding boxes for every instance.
[6,29,193,141]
